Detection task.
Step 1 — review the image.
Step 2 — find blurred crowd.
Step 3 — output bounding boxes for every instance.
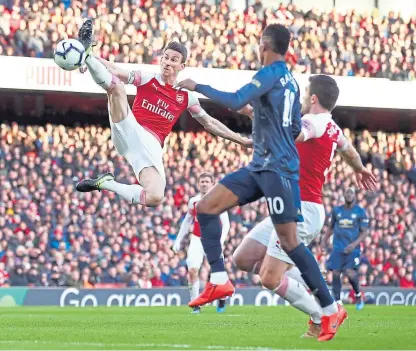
[1,0,416,80]
[0,122,416,290]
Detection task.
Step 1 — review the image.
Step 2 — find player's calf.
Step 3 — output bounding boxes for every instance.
[260,255,323,325]
[107,77,130,123]
[187,268,200,302]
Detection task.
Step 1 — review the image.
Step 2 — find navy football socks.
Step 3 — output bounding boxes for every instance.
[332,273,342,301]
[347,271,360,295]
[197,213,224,273]
[287,243,335,308]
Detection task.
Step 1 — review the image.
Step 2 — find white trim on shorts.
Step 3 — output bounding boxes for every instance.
[247,201,326,264]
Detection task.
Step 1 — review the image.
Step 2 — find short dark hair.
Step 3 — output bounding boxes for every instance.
[164,41,188,63]
[308,75,340,111]
[262,24,291,56]
[198,172,214,183]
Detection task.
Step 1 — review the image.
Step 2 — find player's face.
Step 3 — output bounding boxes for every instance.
[301,85,312,114]
[344,188,355,204]
[160,49,185,79]
[198,177,213,194]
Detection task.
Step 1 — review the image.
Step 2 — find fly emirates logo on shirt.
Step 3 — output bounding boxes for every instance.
[141,98,175,121]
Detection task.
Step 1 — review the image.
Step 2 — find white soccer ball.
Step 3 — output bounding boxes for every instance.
[54,39,86,71]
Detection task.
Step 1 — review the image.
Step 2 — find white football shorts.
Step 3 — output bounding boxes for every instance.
[186,235,205,269]
[247,201,325,265]
[109,106,166,185]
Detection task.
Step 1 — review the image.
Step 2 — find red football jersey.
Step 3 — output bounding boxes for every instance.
[187,194,229,239]
[188,194,202,237]
[130,71,204,145]
[297,113,348,204]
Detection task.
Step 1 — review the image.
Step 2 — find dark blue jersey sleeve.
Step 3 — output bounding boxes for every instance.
[329,208,337,229]
[291,93,302,139]
[359,209,369,232]
[195,67,275,111]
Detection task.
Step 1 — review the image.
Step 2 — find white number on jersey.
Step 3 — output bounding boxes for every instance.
[267,197,284,215]
[282,89,295,127]
[324,142,338,177]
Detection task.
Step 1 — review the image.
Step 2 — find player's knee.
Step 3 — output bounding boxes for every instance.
[196,197,224,215]
[188,268,199,282]
[333,270,342,279]
[260,266,283,291]
[233,252,252,272]
[345,269,356,279]
[196,198,212,214]
[145,191,164,207]
[107,75,124,96]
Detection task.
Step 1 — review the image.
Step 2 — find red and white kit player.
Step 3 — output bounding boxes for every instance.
[75,20,251,206]
[234,75,375,341]
[173,173,230,314]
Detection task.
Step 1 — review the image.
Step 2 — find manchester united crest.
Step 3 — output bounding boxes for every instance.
[176,94,184,104]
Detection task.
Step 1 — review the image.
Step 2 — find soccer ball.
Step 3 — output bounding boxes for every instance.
[54,39,86,71]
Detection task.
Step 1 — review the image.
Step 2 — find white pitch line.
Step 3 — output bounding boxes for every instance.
[0,340,192,348]
[0,340,311,350]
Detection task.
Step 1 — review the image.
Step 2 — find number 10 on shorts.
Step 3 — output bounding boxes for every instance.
[266,197,284,215]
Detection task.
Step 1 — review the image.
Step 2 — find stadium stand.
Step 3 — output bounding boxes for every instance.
[0,122,415,289]
[0,0,416,80]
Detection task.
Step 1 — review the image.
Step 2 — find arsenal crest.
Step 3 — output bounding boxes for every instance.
[176,94,184,104]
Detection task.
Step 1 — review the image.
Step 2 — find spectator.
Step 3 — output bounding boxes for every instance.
[10,266,27,286]
[0,1,415,80]
[0,122,415,288]
[150,268,165,287]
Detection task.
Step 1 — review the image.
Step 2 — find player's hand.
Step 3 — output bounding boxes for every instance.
[79,64,88,74]
[240,136,253,148]
[172,241,181,253]
[175,79,197,91]
[354,167,377,191]
[237,105,254,120]
[344,244,355,254]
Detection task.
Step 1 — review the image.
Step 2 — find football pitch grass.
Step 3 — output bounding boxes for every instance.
[0,306,414,350]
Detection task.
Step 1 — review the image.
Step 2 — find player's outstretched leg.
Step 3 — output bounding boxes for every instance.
[260,254,323,338]
[277,224,347,341]
[188,184,239,308]
[76,20,164,207]
[346,269,364,310]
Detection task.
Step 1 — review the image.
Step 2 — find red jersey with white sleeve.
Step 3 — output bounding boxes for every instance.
[129,71,205,145]
[296,113,349,204]
[189,194,203,237]
[188,194,230,242]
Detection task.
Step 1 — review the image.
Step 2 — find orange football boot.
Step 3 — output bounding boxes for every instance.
[188,281,234,307]
[317,304,348,342]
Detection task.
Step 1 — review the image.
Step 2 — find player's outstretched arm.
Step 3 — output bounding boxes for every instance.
[320,211,335,250]
[219,211,230,245]
[173,212,193,253]
[339,144,377,191]
[196,113,252,147]
[176,68,274,111]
